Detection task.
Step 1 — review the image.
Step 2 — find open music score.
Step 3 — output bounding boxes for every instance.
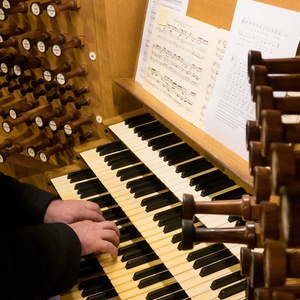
[141,0,300,162]
[205,0,300,161]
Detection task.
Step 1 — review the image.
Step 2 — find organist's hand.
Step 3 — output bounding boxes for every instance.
[44,199,105,224]
[69,220,120,259]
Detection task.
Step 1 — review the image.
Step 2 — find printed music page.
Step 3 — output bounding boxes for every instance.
[135,0,189,84]
[142,6,229,123]
[205,0,300,161]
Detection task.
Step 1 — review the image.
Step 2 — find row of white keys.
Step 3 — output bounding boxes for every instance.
[51,174,186,299]
[79,147,246,299]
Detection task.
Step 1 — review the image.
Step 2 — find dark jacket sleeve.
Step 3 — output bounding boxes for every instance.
[0,172,82,299]
[0,223,82,300]
[0,172,59,229]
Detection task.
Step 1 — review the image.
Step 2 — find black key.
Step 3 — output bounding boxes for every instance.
[79,256,103,278]
[146,197,179,212]
[212,187,246,200]
[126,174,157,189]
[171,232,182,244]
[146,282,183,300]
[158,289,191,300]
[211,270,244,290]
[167,149,199,165]
[134,183,166,198]
[81,277,114,297]
[121,241,153,262]
[194,175,228,192]
[138,270,173,288]
[187,243,225,262]
[67,168,96,183]
[110,155,140,170]
[175,157,213,175]
[158,143,189,158]
[153,206,182,222]
[143,193,179,212]
[78,274,109,290]
[134,122,166,137]
[119,225,142,243]
[103,206,127,221]
[75,179,107,198]
[200,256,239,277]
[200,178,236,196]
[193,248,232,269]
[89,194,116,208]
[74,178,105,191]
[86,288,118,300]
[189,169,223,186]
[218,279,246,299]
[158,212,181,227]
[96,141,127,155]
[133,263,167,280]
[141,126,170,140]
[148,133,181,150]
[133,120,160,134]
[116,164,151,181]
[125,252,159,269]
[129,177,164,192]
[163,219,181,233]
[125,113,155,127]
[115,217,131,226]
[104,149,132,163]
[141,191,177,206]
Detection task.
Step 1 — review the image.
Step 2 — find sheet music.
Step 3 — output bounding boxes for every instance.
[135,0,189,84]
[205,0,300,161]
[142,7,229,123]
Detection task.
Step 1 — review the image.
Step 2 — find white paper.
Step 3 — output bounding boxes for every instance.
[135,0,189,84]
[205,0,300,161]
[143,7,229,124]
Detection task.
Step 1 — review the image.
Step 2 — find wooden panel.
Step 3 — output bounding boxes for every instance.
[186,0,300,30]
[0,0,147,185]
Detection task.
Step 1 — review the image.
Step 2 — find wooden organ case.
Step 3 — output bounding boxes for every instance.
[0,0,147,186]
[2,0,300,299]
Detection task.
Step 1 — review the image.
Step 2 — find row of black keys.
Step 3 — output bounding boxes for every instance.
[63,154,245,299]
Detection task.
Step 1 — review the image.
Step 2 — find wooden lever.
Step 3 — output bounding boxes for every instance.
[182,193,261,221]
[249,65,300,97]
[264,240,300,288]
[248,50,300,78]
[279,185,300,248]
[254,85,300,124]
[260,109,300,156]
[182,219,261,250]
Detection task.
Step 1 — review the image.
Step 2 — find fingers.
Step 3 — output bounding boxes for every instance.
[69,220,120,258]
[81,201,105,222]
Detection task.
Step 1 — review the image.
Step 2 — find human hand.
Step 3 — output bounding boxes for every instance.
[69,220,120,259]
[44,200,105,224]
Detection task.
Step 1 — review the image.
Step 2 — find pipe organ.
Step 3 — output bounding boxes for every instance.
[2,0,300,299]
[0,0,146,180]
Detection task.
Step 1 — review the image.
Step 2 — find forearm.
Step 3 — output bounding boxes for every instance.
[0,172,59,228]
[0,223,81,299]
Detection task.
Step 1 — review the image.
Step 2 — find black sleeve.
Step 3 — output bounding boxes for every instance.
[0,222,82,300]
[0,172,59,228]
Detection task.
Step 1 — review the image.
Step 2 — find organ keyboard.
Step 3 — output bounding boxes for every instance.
[49,111,250,300]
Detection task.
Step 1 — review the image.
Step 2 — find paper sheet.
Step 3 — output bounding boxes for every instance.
[205,0,300,161]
